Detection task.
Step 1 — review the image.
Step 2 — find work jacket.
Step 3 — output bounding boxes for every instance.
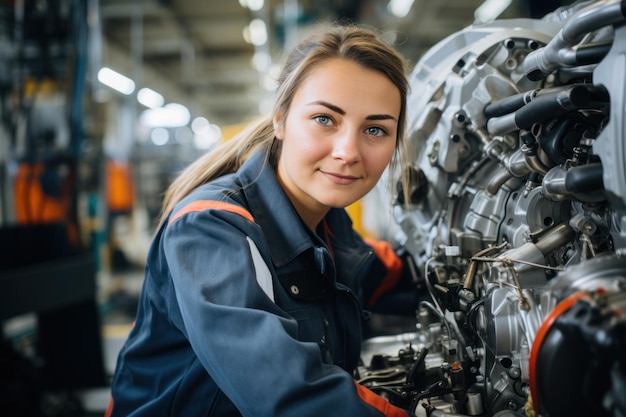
[108,148,414,417]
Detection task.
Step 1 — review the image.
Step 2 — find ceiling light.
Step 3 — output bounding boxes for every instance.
[137,87,164,109]
[388,0,414,18]
[191,117,210,135]
[247,19,267,46]
[242,26,252,44]
[239,0,263,12]
[97,67,135,95]
[140,103,191,128]
[193,124,222,150]
[474,0,512,23]
[150,127,169,146]
[252,50,271,72]
[247,0,264,11]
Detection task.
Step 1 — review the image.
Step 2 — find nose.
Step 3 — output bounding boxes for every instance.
[331,127,361,164]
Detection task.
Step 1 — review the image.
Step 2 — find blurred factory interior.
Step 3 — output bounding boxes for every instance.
[0,0,566,415]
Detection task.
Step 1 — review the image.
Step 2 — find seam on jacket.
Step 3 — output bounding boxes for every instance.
[168,200,254,225]
[168,355,203,415]
[247,236,274,302]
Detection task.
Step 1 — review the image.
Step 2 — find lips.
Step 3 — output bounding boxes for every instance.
[320,170,360,185]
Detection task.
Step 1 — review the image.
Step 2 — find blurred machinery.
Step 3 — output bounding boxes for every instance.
[0,1,106,415]
[362,1,626,416]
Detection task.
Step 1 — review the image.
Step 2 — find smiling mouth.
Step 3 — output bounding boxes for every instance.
[320,170,360,185]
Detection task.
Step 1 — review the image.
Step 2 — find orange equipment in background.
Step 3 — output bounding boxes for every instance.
[105,158,135,214]
[14,161,72,225]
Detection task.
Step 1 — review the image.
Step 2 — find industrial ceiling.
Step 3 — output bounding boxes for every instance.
[98,0,553,129]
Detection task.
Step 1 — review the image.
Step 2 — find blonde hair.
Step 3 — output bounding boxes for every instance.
[158,24,411,227]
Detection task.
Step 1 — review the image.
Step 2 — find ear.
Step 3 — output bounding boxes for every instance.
[273,112,284,140]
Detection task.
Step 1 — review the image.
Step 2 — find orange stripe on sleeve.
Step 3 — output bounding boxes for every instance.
[104,397,113,417]
[168,200,254,225]
[355,382,409,417]
[364,238,403,308]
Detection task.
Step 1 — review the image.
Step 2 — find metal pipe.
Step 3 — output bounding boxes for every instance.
[486,85,596,135]
[535,223,577,255]
[525,153,551,176]
[544,163,605,200]
[523,0,625,80]
[486,168,513,195]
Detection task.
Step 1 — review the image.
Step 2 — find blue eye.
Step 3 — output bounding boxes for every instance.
[366,126,387,137]
[315,115,332,125]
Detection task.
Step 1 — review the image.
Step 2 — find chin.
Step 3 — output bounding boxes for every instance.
[318,194,363,209]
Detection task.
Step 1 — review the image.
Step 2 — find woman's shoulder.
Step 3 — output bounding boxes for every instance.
[167,174,254,226]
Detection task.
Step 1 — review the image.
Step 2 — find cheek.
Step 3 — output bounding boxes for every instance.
[284,126,328,161]
[366,145,395,174]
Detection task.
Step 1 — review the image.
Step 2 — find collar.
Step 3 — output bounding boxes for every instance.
[237,149,316,268]
[237,149,365,281]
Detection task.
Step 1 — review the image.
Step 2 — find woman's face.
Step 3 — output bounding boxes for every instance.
[274,58,401,229]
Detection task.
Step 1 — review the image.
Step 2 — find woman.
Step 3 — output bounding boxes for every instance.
[108,24,417,417]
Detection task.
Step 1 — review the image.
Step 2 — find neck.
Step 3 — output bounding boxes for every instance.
[297,205,326,231]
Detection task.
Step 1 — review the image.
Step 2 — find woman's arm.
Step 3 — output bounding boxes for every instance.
[163,202,414,417]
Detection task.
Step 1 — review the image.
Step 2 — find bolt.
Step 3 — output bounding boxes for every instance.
[508,367,521,379]
[527,40,539,50]
[429,141,440,166]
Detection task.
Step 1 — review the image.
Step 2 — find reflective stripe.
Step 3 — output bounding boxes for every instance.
[354,383,408,417]
[247,236,274,302]
[104,397,113,417]
[168,200,254,225]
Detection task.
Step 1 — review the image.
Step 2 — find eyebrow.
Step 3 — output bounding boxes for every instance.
[308,100,397,122]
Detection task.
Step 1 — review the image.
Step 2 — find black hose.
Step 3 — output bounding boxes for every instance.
[565,163,604,193]
[486,84,608,135]
[484,90,539,119]
[575,41,613,65]
[539,115,582,165]
[515,84,591,129]
[484,86,574,119]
